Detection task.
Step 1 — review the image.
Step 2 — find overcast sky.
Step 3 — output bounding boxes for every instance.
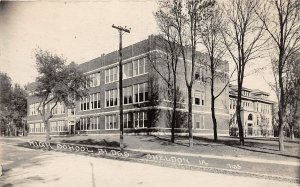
[0,0,276,100]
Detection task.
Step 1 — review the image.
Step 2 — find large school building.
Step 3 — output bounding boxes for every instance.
[26,35,272,137]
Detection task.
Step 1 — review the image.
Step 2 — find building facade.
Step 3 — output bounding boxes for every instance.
[228,84,274,136]
[26,35,231,136]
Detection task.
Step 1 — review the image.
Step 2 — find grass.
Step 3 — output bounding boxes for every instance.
[25,134,299,162]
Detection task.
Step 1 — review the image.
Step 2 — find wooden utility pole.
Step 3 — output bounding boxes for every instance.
[112,24,130,151]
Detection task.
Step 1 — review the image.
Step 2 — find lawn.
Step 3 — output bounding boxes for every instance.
[25,134,300,162]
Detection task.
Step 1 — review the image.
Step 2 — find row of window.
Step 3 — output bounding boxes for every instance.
[29,121,67,133]
[105,111,148,130]
[29,103,39,116]
[105,83,149,107]
[79,116,101,131]
[50,102,65,115]
[229,99,252,110]
[50,121,68,132]
[105,57,148,84]
[80,93,101,111]
[29,122,45,133]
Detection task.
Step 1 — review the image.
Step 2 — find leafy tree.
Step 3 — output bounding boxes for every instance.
[34,49,88,142]
[0,72,27,136]
[10,84,27,136]
[0,72,13,135]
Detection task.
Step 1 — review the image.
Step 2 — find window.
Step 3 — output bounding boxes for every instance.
[80,116,100,131]
[195,66,205,82]
[123,86,133,105]
[133,60,138,76]
[132,83,148,103]
[89,93,101,110]
[132,111,148,128]
[50,102,65,115]
[134,85,138,103]
[248,114,253,121]
[105,114,118,130]
[105,66,118,83]
[139,58,145,74]
[105,89,118,107]
[194,91,205,106]
[139,84,144,102]
[194,114,204,129]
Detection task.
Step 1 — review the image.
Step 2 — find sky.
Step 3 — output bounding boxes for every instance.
[0,0,276,100]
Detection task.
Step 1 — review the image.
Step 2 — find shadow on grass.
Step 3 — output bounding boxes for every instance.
[193,136,300,159]
[141,135,190,147]
[60,139,122,148]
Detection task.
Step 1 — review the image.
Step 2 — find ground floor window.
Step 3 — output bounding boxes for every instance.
[29,123,46,133]
[50,121,67,132]
[105,114,118,130]
[80,116,101,131]
[193,114,205,129]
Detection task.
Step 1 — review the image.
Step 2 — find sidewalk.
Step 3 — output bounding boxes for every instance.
[1,135,300,182]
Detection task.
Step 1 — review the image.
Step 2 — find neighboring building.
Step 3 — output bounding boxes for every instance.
[26,35,230,136]
[228,84,274,137]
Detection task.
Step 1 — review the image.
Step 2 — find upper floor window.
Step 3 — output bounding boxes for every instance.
[194,91,205,106]
[50,102,65,115]
[248,114,253,121]
[105,66,118,84]
[195,66,205,82]
[89,72,100,87]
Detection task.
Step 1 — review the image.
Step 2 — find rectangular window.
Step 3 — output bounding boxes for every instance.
[110,90,113,106]
[194,114,204,129]
[139,83,144,102]
[105,91,109,107]
[144,83,148,101]
[134,85,138,103]
[114,89,118,106]
[105,69,109,83]
[123,87,128,105]
[133,60,138,76]
[128,62,133,77]
[105,114,119,130]
[139,58,145,74]
[109,68,113,83]
[128,86,133,104]
[113,67,118,82]
[97,93,101,108]
[123,63,128,79]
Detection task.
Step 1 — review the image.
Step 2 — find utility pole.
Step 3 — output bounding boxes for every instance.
[112,24,130,151]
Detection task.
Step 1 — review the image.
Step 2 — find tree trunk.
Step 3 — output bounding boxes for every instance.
[171,75,177,143]
[236,85,244,145]
[278,68,285,151]
[212,103,217,142]
[44,119,51,143]
[290,125,294,140]
[187,85,193,147]
[211,78,218,142]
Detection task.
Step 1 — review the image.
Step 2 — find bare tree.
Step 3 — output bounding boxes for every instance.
[256,0,300,151]
[222,0,266,145]
[156,0,214,147]
[284,54,300,140]
[154,8,182,143]
[200,4,235,142]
